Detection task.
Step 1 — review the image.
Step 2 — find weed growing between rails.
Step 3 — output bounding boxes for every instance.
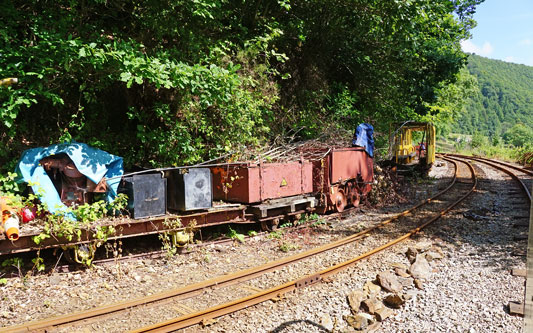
[226,226,245,243]
[265,213,327,252]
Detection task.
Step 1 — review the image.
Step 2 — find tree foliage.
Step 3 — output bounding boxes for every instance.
[0,0,482,171]
[422,67,478,137]
[453,54,533,141]
[503,124,533,147]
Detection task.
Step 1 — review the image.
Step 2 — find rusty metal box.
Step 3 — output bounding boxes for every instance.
[211,161,313,203]
[313,147,374,192]
[119,173,167,219]
[166,168,212,211]
[330,147,373,184]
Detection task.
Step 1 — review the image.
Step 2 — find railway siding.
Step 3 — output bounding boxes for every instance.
[0,156,528,332]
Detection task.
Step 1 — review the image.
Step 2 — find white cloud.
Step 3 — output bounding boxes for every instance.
[460,40,494,56]
[519,39,532,46]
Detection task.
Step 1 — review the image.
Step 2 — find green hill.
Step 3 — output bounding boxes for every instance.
[454,54,533,139]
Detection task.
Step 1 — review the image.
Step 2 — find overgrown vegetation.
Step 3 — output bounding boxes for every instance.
[0,1,489,270]
[0,0,483,172]
[226,226,245,243]
[158,218,184,258]
[442,132,533,165]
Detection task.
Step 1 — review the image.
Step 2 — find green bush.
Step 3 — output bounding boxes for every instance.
[503,124,533,147]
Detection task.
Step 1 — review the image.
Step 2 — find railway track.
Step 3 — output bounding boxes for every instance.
[442,153,532,203]
[131,156,477,332]
[0,156,477,332]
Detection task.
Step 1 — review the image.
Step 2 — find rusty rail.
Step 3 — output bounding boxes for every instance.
[1,157,471,333]
[131,156,476,332]
[442,153,531,203]
[0,158,463,332]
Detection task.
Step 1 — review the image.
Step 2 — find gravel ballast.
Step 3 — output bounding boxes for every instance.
[0,159,528,332]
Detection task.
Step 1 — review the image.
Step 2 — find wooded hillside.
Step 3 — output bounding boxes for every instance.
[454,54,533,140]
[0,0,483,172]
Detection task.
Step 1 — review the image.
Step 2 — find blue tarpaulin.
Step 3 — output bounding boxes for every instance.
[15,143,123,216]
[352,123,374,157]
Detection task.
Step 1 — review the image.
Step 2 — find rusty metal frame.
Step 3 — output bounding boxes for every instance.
[0,206,248,255]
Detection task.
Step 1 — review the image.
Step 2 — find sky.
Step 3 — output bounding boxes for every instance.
[460,0,533,66]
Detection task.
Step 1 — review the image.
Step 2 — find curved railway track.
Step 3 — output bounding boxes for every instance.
[0,155,478,332]
[442,153,532,203]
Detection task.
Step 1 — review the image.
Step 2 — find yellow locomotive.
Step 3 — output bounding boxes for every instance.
[390,121,435,167]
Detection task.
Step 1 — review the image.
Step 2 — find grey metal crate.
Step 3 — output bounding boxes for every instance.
[167,168,212,211]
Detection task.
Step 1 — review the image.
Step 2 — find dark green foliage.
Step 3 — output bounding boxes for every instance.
[273,0,480,135]
[0,0,482,172]
[454,54,533,143]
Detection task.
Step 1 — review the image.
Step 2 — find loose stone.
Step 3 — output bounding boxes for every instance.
[348,290,365,313]
[320,313,334,331]
[377,272,402,293]
[406,247,418,263]
[391,262,408,270]
[394,267,411,278]
[414,279,424,290]
[384,294,405,308]
[409,254,431,280]
[425,251,444,261]
[345,314,367,330]
[363,281,381,297]
[375,307,394,321]
[362,297,383,314]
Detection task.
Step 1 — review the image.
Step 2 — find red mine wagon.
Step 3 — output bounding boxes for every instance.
[313,147,373,212]
[211,160,314,203]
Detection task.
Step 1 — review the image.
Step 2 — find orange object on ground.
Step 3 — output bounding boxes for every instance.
[1,197,20,241]
[4,215,19,240]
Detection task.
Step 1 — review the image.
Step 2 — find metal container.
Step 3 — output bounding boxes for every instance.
[167,168,212,211]
[313,147,373,191]
[119,173,167,219]
[211,161,313,203]
[330,147,373,186]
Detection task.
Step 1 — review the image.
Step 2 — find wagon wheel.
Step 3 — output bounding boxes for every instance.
[351,191,360,208]
[260,220,269,231]
[334,190,347,212]
[270,218,280,231]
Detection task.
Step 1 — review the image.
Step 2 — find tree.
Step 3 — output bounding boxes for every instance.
[503,124,533,147]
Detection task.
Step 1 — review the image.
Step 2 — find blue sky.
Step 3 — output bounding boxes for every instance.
[460,0,533,66]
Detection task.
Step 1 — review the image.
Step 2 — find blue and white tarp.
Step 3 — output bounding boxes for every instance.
[16,143,123,215]
[352,123,374,157]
